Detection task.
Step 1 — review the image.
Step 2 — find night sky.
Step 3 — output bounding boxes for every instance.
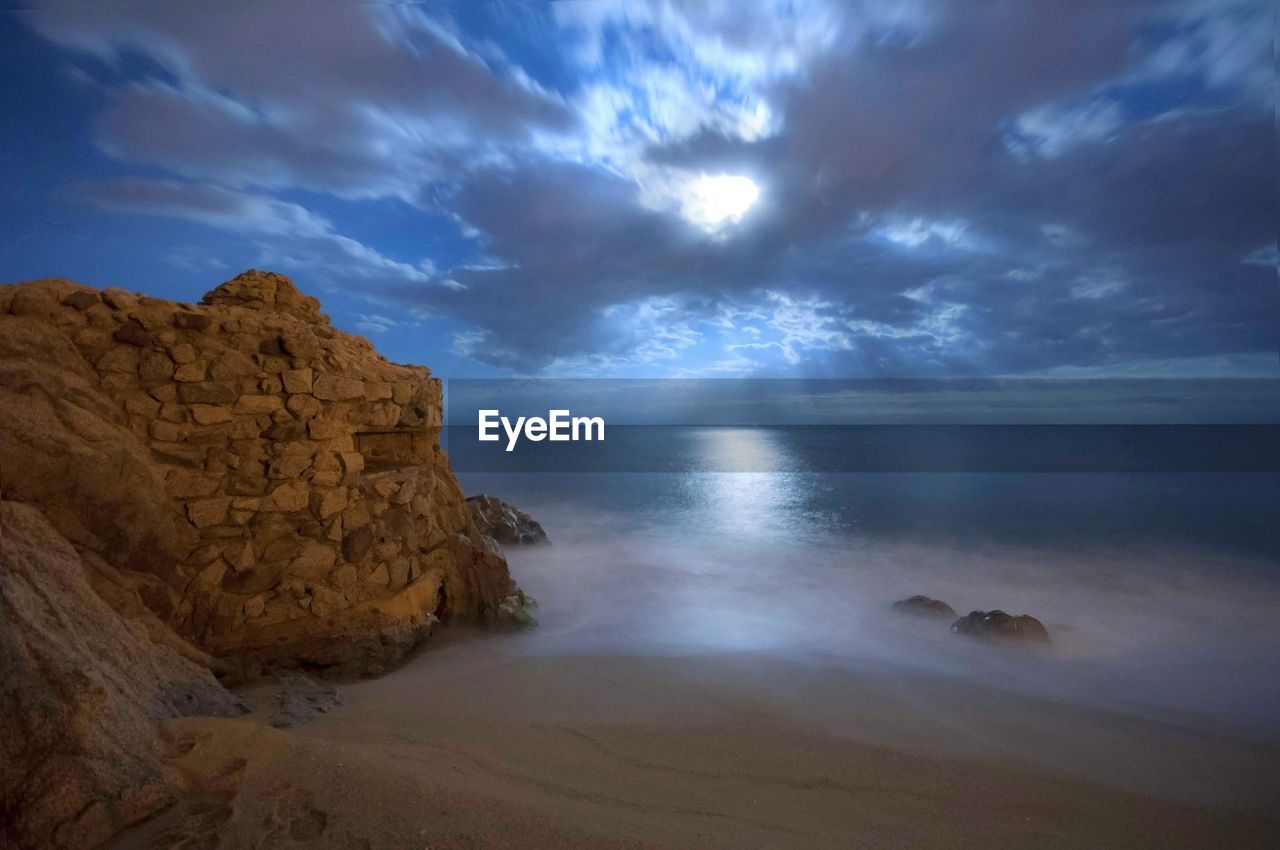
[1,1,1275,378]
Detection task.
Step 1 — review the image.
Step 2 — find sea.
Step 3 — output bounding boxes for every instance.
[449,382,1280,736]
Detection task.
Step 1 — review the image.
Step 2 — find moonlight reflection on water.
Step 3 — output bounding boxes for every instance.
[460,428,1280,731]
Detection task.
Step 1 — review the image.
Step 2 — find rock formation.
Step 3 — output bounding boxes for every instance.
[0,500,243,848]
[466,495,549,545]
[0,270,525,846]
[891,595,956,618]
[950,610,1051,643]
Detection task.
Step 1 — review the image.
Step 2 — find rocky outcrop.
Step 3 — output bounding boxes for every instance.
[892,595,956,618]
[0,500,243,849]
[951,610,1051,643]
[466,495,548,546]
[0,271,524,845]
[0,270,520,673]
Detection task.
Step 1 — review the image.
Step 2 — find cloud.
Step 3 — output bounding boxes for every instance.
[873,217,973,249]
[673,354,762,378]
[26,2,573,201]
[1070,272,1127,301]
[1004,99,1125,158]
[1242,244,1277,268]
[1135,0,1273,98]
[404,94,1275,375]
[19,0,1277,379]
[354,313,416,335]
[78,178,437,288]
[740,292,854,365]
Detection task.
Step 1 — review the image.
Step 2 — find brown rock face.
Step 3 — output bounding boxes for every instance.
[0,270,524,845]
[0,270,520,672]
[0,501,243,849]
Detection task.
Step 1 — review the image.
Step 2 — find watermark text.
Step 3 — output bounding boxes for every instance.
[478,409,605,452]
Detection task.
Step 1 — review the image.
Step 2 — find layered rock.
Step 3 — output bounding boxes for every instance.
[0,270,521,672]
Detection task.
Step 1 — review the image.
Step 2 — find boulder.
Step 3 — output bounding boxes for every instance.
[61,290,99,311]
[0,500,243,849]
[951,610,1051,643]
[892,595,956,618]
[199,268,321,321]
[466,495,548,546]
[112,318,153,347]
[489,590,539,630]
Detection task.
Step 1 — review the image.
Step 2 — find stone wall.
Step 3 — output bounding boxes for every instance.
[0,270,519,673]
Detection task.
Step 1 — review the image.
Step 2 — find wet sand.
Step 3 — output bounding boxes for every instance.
[116,630,1280,849]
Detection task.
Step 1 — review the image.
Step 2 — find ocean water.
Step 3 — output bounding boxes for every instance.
[456,426,1280,735]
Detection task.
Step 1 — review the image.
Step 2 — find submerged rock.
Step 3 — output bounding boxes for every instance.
[489,590,539,630]
[466,495,548,546]
[892,595,956,618]
[270,672,347,728]
[951,610,1050,643]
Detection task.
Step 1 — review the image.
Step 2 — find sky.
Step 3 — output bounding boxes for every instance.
[0,0,1275,379]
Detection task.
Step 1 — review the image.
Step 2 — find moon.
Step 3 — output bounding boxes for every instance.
[681,174,760,231]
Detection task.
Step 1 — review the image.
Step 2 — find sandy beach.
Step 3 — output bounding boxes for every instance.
[112,487,1280,849]
[113,627,1280,849]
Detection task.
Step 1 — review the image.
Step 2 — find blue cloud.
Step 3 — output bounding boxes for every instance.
[1,0,1274,379]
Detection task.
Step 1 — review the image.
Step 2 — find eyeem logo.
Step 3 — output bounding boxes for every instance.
[478,409,605,452]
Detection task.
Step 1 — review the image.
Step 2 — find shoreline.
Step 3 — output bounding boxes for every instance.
[115,632,1280,848]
